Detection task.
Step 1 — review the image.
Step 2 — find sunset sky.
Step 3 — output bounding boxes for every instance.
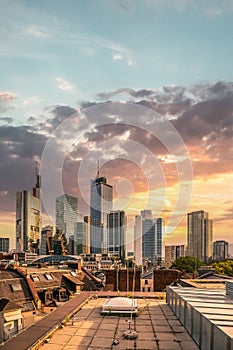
[0,0,233,250]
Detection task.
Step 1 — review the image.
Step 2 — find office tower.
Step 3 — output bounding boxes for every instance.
[187,210,213,263]
[134,210,162,266]
[0,238,10,253]
[55,194,78,241]
[16,172,41,253]
[90,174,113,254]
[41,226,53,255]
[74,222,88,255]
[165,245,185,268]
[213,240,228,261]
[107,210,126,262]
[52,230,67,255]
[84,216,91,254]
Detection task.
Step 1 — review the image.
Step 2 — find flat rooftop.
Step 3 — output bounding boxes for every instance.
[39,296,199,350]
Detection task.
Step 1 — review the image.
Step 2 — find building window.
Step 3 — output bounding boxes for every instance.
[148,287,151,292]
[142,287,145,292]
[145,279,148,285]
[45,274,53,280]
[10,283,22,292]
[31,275,40,282]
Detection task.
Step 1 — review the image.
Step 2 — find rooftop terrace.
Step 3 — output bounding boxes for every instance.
[0,292,200,350]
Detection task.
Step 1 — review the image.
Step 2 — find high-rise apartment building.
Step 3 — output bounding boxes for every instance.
[213,240,228,261]
[55,194,78,241]
[187,210,213,263]
[134,210,162,266]
[165,245,185,268]
[0,238,10,253]
[90,175,113,254]
[16,172,41,252]
[107,210,126,262]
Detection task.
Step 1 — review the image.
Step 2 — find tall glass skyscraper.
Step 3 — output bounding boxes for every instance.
[16,173,41,253]
[134,210,162,266]
[187,210,213,263]
[56,194,78,240]
[107,210,126,262]
[90,176,113,254]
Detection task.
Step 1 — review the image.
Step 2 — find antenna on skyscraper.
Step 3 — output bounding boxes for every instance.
[35,160,39,177]
[96,160,100,178]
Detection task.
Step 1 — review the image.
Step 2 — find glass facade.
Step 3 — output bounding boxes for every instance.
[187,210,213,263]
[107,210,126,262]
[55,194,78,240]
[90,176,112,254]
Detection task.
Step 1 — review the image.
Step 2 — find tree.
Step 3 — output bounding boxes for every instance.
[171,256,202,273]
[212,260,233,277]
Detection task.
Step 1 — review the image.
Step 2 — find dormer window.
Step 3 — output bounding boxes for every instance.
[11,283,22,291]
[45,274,53,280]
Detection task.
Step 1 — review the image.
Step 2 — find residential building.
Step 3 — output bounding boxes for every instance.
[213,240,228,261]
[0,238,10,253]
[90,174,113,254]
[134,210,162,266]
[0,267,37,343]
[187,210,213,263]
[165,245,186,268]
[107,210,126,263]
[16,172,41,253]
[55,194,78,242]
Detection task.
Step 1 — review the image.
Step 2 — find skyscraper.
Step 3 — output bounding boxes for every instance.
[107,210,126,262]
[0,238,10,253]
[55,194,78,241]
[90,174,113,254]
[74,221,89,255]
[213,240,228,261]
[134,210,162,266]
[41,225,53,255]
[165,245,186,268]
[16,172,41,253]
[187,210,213,263]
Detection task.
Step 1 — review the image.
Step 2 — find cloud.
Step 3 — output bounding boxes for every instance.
[113,54,123,61]
[0,92,17,113]
[0,117,13,124]
[0,92,17,101]
[23,95,42,106]
[0,124,49,215]
[27,25,48,38]
[44,105,78,131]
[96,88,155,100]
[56,77,74,91]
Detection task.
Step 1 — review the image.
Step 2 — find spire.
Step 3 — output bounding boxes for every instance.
[33,160,41,198]
[96,160,100,178]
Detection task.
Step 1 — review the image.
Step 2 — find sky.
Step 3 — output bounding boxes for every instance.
[0,0,233,250]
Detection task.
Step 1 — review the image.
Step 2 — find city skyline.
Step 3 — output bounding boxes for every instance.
[0,1,233,248]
